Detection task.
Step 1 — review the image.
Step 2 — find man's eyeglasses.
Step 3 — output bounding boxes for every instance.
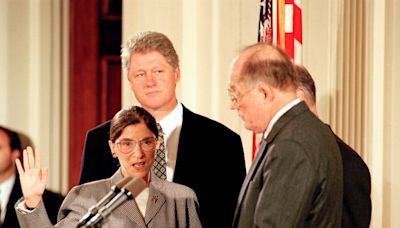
[115,137,157,154]
[227,87,255,107]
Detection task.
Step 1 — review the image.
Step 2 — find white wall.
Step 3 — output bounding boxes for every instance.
[0,0,68,193]
[382,0,400,226]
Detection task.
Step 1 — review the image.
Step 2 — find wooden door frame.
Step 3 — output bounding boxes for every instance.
[69,0,100,187]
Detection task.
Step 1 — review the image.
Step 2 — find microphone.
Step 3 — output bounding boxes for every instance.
[80,177,147,228]
[76,176,133,228]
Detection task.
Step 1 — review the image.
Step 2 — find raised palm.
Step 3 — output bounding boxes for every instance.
[15,146,48,208]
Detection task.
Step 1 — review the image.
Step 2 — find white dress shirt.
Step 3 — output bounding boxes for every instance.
[158,102,183,182]
[263,98,302,139]
[0,173,16,222]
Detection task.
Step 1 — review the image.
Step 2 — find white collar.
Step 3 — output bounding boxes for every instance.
[158,102,183,137]
[263,98,301,139]
[0,173,16,192]
[0,173,16,217]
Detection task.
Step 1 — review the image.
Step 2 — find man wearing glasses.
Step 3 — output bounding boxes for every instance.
[228,44,343,227]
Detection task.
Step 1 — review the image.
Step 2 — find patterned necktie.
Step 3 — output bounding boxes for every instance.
[153,123,167,180]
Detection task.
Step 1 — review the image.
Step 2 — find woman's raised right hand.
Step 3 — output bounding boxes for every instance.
[15,146,48,208]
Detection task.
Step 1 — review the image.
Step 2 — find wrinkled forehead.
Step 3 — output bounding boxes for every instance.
[228,76,247,94]
[228,55,249,89]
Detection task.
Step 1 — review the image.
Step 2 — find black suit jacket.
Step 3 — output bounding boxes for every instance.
[79,105,246,228]
[233,102,343,227]
[332,131,372,228]
[4,174,64,228]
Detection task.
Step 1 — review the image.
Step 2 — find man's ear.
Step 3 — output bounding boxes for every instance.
[13,149,21,158]
[108,140,117,158]
[174,66,181,82]
[12,149,21,163]
[296,88,306,101]
[258,83,273,101]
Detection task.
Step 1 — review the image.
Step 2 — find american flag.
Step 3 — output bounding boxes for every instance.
[253,0,303,159]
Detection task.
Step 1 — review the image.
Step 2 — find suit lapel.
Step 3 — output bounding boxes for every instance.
[117,200,146,227]
[4,174,21,227]
[233,139,268,222]
[107,169,146,227]
[264,101,309,144]
[233,102,309,224]
[173,105,192,182]
[144,177,166,225]
[239,140,268,197]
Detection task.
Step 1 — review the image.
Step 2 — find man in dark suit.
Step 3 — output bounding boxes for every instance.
[79,31,246,228]
[228,44,343,227]
[294,65,372,228]
[0,126,64,227]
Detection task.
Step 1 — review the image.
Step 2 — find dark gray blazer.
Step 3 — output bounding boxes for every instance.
[15,170,202,228]
[232,101,343,228]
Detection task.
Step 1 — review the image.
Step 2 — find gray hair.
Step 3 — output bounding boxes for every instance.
[294,65,316,104]
[239,43,297,91]
[121,31,179,76]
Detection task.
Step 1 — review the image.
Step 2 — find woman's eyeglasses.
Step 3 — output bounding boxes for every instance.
[115,137,157,154]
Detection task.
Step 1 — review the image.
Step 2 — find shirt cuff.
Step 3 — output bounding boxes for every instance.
[16,200,36,214]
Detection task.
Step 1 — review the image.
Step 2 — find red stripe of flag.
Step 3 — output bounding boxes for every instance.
[253,0,302,160]
[293,2,302,44]
[285,32,294,59]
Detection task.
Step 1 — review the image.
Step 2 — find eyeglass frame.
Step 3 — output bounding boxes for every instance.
[227,86,257,107]
[114,136,158,154]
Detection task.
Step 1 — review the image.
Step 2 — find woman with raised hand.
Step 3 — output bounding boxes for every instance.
[15,106,202,228]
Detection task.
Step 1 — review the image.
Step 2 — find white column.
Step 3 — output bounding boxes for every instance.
[378,0,400,227]
[0,0,68,193]
[366,0,385,226]
[0,0,8,122]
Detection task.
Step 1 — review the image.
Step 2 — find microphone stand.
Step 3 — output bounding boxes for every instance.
[76,177,132,228]
[77,177,146,228]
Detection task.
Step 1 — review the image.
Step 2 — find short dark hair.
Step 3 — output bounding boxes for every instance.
[240,43,297,91]
[109,106,158,142]
[294,65,316,104]
[0,126,22,151]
